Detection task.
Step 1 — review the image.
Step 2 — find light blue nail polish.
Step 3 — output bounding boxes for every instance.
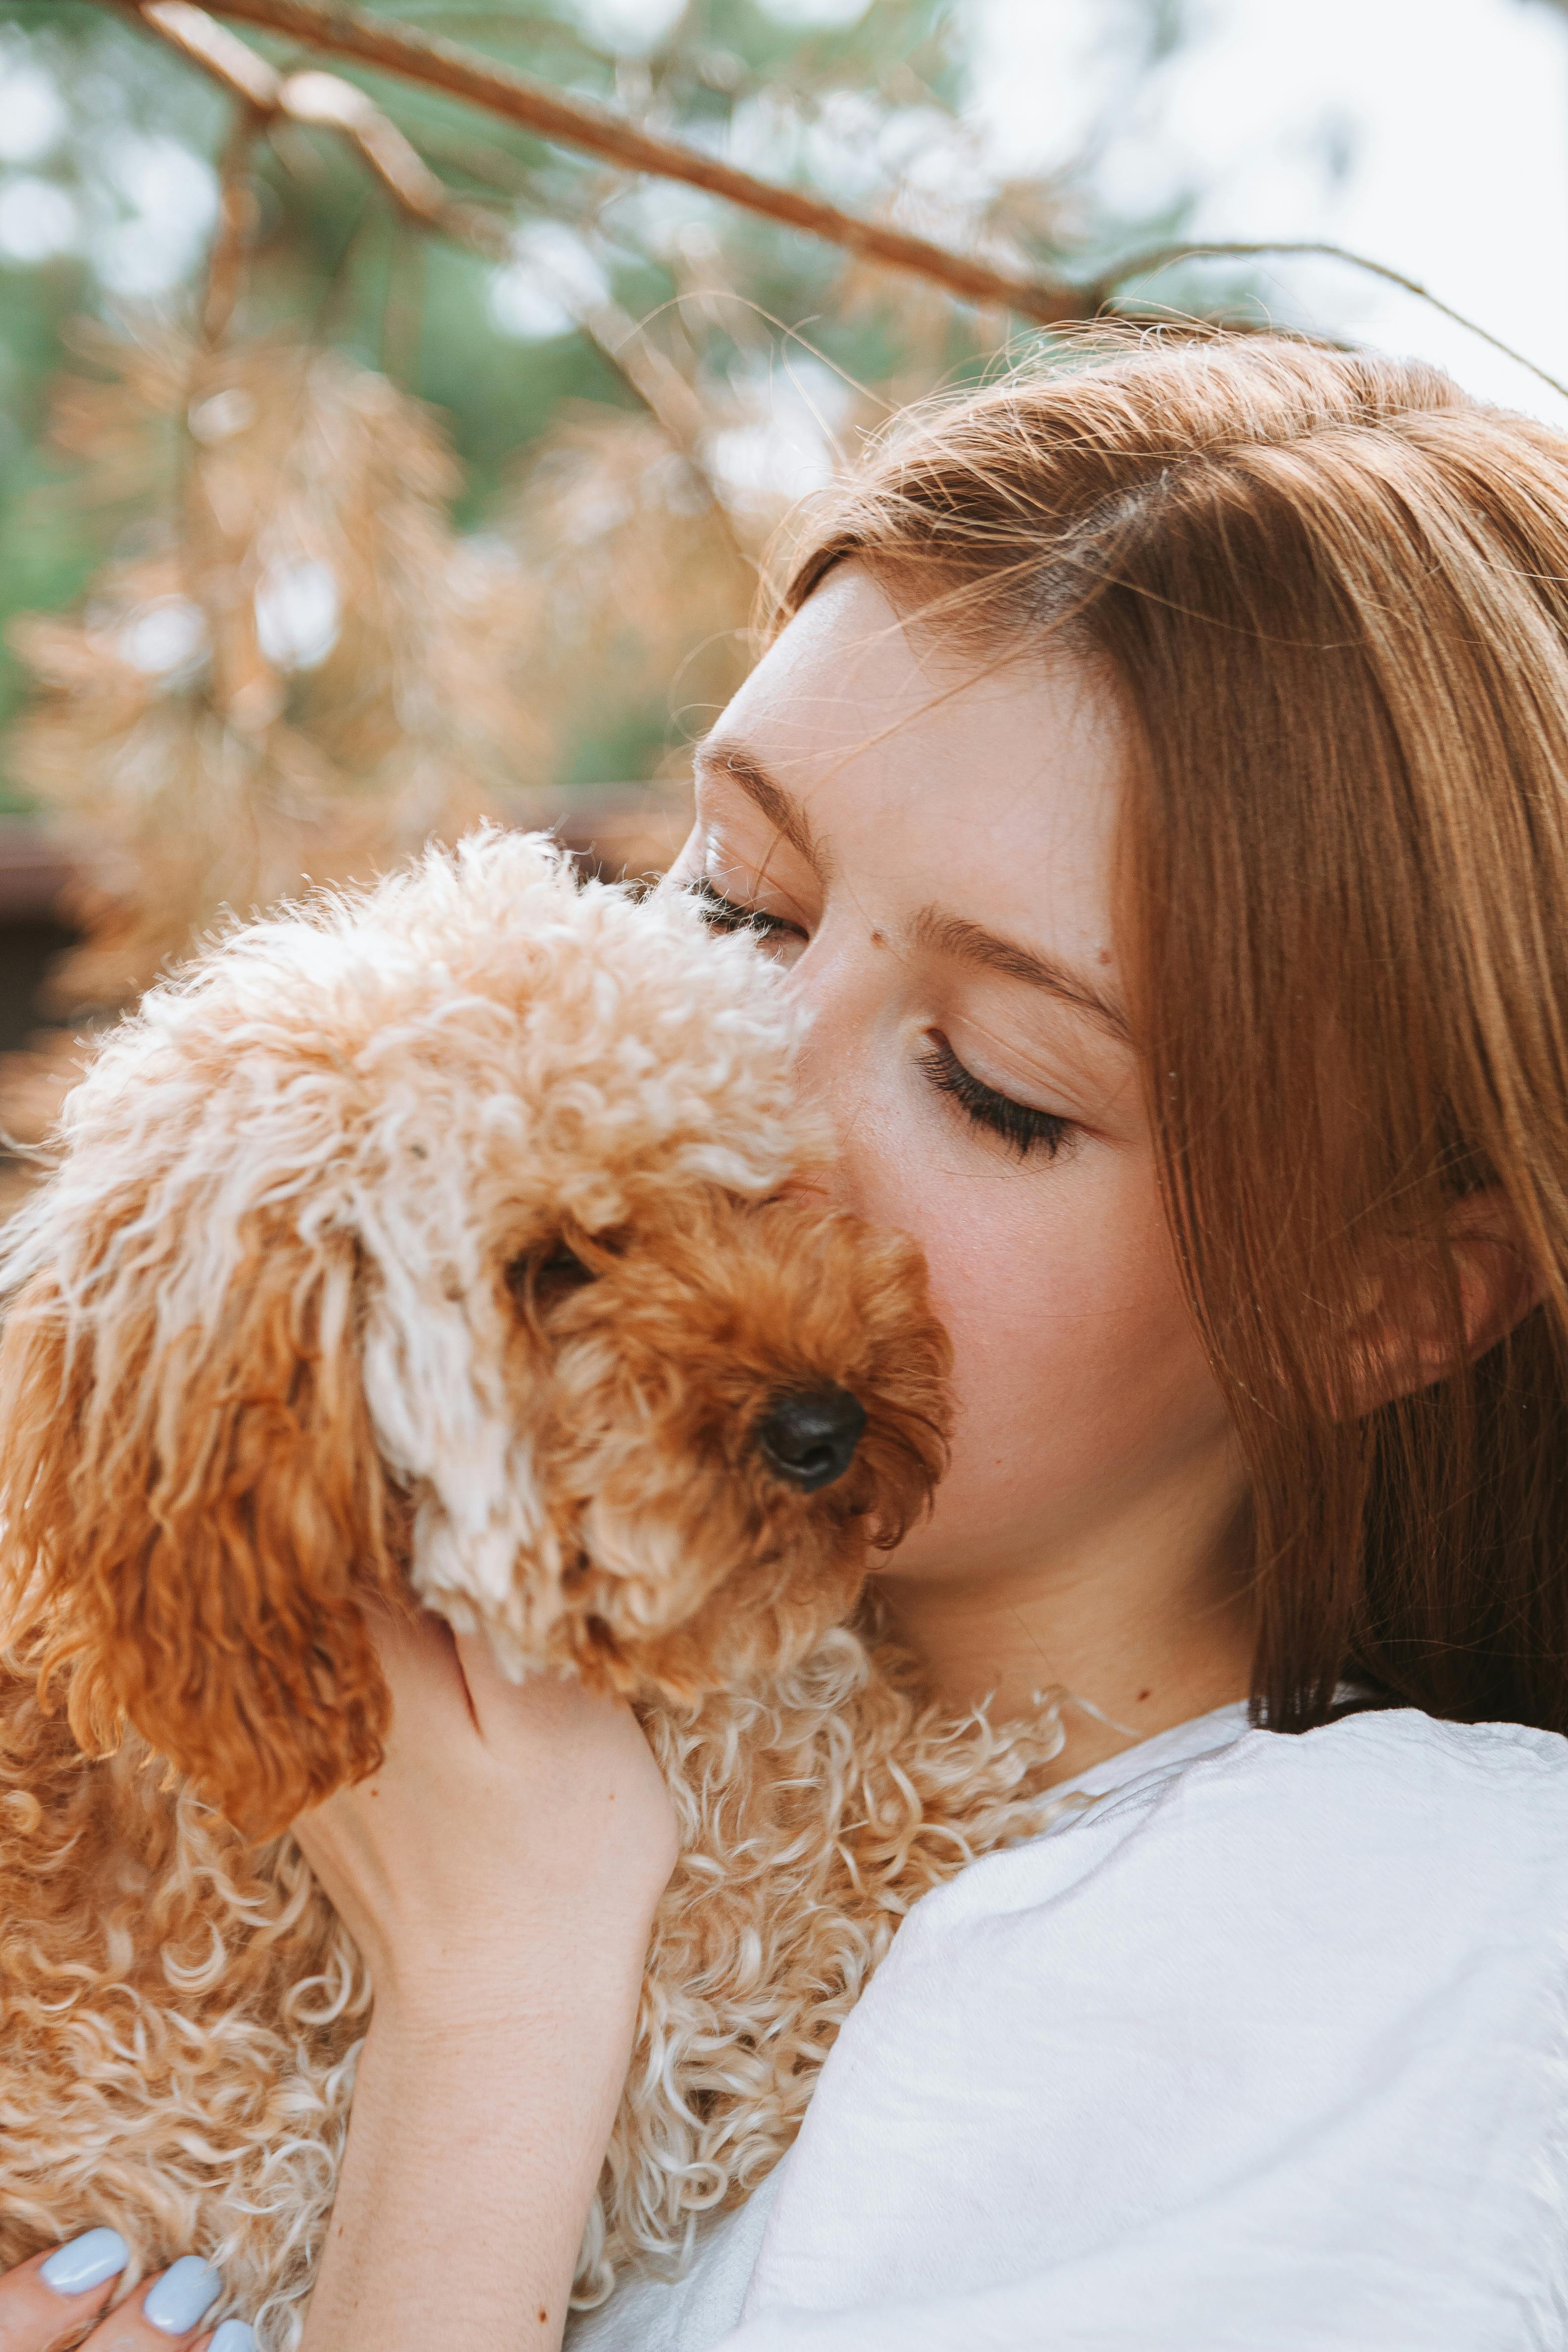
[208,2325,256,2352]
[39,2228,130,2295]
[143,2256,222,2335]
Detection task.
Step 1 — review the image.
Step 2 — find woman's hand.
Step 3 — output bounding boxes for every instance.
[293,1606,678,2017]
[291,1608,679,2352]
[0,2239,250,2352]
[2,1616,675,2352]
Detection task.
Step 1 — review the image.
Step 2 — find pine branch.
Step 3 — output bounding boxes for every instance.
[200,104,263,344]
[137,2,508,250]
[114,3,1568,402]
[133,2,748,550]
[139,0,1095,326]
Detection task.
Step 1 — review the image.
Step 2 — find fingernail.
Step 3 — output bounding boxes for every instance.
[39,2228,130,2295]
[143,2256,222,2335]
[209,2326,256,2352]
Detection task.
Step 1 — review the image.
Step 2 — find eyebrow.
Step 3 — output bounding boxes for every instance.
[693,740,829,878]
[910,908,1132,1044]
[694,738,1129,1043]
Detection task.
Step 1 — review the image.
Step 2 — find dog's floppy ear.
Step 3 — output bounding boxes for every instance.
[0,1212,406,1839]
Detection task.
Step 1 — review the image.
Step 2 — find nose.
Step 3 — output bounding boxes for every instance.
[755,1386,868,1493]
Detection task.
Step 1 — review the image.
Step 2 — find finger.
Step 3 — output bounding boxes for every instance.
[450,1623,524,1710]
[0,2247,241,2352]
[80,2258,227,2351]
[0,2237,126,2352]
[451,1628,638,1753]
[450,1627,579,1737]
[368,1604,475,1734]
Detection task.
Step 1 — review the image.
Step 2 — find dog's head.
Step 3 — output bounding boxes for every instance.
[0,831,948,1835]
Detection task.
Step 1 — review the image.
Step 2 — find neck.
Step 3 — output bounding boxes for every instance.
[872,1492,1256,1784]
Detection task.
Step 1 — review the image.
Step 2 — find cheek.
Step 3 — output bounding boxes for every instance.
[861,1132,1229,1525]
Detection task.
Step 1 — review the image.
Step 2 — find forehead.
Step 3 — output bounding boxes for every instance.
[704,568,1128,952]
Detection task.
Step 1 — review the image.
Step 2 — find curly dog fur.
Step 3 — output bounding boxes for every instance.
[0,830,1074,2345]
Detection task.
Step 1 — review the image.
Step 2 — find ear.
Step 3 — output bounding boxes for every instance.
[0,1220,406,1839]
[1342,1185,1546,1418]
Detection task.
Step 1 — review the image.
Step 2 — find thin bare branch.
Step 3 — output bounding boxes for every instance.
[123,5,1568,408]
[138,3,504,247]
[141,0,277,105]
[200,107,262,344]
[164,0,1097,327]
[1092,238,1568,405]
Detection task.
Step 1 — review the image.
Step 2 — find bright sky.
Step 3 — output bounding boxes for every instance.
[586,0,1568,424]
[969,0,1568,428]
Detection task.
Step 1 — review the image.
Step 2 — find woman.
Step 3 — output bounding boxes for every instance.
[10,333,1568,2352]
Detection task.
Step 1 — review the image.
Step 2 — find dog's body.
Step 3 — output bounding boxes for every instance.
[0,833,1071,2346]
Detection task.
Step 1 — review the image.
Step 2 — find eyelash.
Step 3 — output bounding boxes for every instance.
[919,1033,1073,1161]
[689,877,802,942]
[693,881,1070,1162]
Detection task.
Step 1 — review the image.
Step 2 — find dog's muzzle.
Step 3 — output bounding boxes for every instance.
[756,1386,867,1493]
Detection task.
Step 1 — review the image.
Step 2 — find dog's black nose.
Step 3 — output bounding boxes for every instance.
[756,1386,867,1493]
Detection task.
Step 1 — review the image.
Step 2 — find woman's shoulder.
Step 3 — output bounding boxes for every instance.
[841,1706,1568,2068]
[731,1709,1568,2347]
[906,1703,1568,1941]
[1228,1699,1568,1795]
[1136,1700,1568,1833]
[577,1712,1568,2352]
[1113,1704,1568,1908]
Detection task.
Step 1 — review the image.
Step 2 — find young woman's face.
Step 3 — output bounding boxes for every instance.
[667,567,1239,1601]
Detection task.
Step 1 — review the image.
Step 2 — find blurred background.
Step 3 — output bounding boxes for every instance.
[0,0,1564,1164]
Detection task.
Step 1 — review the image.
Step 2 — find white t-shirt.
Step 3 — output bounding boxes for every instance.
[569,1704,1568,2351]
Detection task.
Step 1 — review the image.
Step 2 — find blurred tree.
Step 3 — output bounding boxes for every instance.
[0,0,1191,821]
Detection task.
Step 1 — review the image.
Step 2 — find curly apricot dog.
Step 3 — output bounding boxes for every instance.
[0,830,1071,2346]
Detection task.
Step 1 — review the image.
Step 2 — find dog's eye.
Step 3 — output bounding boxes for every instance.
[506,1241,597,1311]
[538,1244,594,1292]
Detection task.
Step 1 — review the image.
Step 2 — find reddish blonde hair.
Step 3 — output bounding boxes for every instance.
[778,334,1568,1732]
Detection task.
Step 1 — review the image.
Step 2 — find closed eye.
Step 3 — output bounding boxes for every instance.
[689,876,807,946]
[919,1032,1074,1161]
